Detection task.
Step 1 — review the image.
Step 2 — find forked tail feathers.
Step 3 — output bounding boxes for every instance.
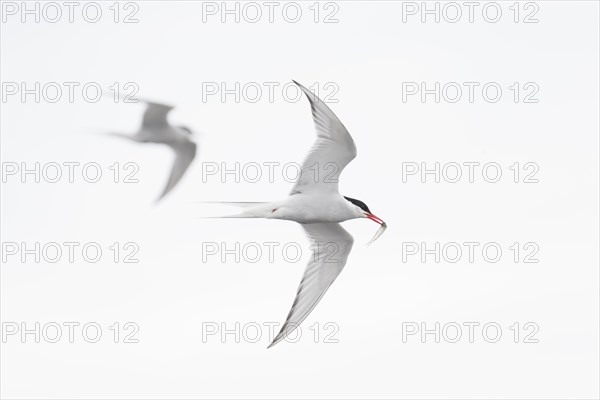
[194,201,274,219]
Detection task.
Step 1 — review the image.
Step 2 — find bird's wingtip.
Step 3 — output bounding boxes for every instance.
[155,192,168,204]
[267,333,284,349]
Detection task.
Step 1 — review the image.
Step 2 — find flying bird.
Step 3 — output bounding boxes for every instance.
[108,98,197,201]
[213,81,387,348]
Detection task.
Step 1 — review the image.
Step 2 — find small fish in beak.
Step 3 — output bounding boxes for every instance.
[365,213,387,246]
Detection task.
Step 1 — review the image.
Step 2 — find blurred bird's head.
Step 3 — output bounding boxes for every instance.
[179,126,193,135]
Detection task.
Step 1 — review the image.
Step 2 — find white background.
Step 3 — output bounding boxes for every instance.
[1,1,599,399]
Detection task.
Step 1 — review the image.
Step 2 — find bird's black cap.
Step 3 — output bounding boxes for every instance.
[344,196,371,213]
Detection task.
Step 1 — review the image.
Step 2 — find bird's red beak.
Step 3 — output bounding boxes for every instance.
[366,213,385,226]
[365,213,388,246]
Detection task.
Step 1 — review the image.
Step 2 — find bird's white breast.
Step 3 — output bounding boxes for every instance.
[270,193,357,224]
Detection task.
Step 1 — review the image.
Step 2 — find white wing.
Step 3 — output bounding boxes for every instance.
[290,81,357,195]
[268,223,354,348]
[157,140,197,200]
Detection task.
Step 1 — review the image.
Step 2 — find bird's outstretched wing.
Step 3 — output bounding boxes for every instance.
[268,222,354,348]
[157,141,197,200]
[290,80,357,195]
[141,101,175,130]
[102,91,175,131]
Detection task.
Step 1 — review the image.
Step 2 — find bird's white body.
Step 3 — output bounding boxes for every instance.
[238,193,364,224]
[212,81,386,348]
[135,125,189,145]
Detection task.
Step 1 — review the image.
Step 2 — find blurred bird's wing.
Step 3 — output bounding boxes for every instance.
[141,101,175,130]
[157,141,197,201]
[268,222,354,348]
